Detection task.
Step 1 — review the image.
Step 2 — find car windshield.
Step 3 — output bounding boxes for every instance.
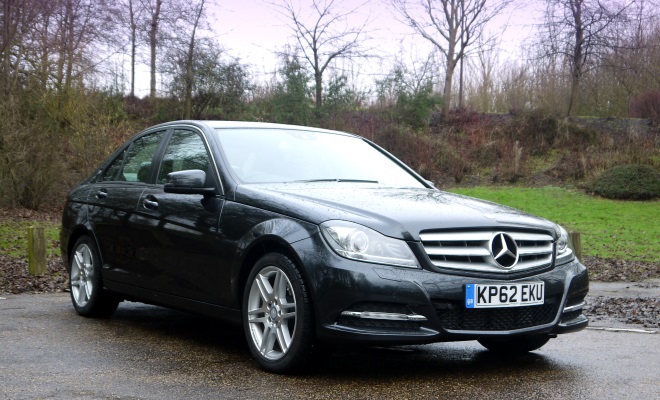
[214,128,425,187]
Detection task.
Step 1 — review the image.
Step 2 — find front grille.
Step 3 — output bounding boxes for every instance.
[435,298,559,331]
[420,230,555,273]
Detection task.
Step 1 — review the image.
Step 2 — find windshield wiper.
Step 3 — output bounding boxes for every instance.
[293,179,379,184]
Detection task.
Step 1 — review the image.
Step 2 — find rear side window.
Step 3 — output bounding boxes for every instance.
[157,130,211,184]
[102,131,164,182]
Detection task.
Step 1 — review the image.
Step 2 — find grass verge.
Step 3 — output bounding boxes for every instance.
[0,220,60,259]
[0,208,66,294]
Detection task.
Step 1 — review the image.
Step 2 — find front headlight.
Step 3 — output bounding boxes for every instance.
[555,225,575,265]
[320,221,420,268]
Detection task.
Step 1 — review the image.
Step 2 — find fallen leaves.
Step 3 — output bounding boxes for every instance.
[582,256,660,282]
[585,296,659,329]
[0,255,68,294]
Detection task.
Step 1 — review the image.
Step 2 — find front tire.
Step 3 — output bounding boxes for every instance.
[478,335,551,354]
[243,253,315,374]
[68,236,120,318]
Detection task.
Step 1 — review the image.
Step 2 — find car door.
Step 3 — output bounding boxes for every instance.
[87,130,167,287]
[132,128,225,304]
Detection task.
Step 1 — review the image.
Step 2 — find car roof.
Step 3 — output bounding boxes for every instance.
[157,120,358,138]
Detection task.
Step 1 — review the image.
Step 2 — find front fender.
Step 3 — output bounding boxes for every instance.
[236,217,317,252]
[224,209,319,308]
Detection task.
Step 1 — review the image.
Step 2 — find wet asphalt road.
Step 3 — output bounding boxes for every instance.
[0,293,658,400]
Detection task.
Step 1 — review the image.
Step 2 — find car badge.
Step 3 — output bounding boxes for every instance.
[490,232,519,269]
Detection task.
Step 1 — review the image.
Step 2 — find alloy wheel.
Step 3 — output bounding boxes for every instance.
[70,243,95,307]
[246,266,297,361]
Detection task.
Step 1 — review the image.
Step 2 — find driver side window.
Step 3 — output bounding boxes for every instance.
[157,130,212,184]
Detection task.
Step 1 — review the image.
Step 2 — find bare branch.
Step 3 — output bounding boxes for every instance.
[270,0,371,108]
[389,0,513,117]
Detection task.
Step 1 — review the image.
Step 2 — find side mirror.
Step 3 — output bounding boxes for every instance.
[164,169,216,195]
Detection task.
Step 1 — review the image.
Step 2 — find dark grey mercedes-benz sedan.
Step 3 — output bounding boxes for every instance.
[61,120,588,373]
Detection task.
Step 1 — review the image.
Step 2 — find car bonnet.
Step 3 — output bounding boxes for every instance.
[233,183,558,241]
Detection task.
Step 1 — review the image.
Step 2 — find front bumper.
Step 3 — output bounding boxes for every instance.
[293,234,589,345]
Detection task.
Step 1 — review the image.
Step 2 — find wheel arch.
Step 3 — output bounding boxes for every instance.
[65,226,101,267]
[232,217,318,307]
[236,236,309,308]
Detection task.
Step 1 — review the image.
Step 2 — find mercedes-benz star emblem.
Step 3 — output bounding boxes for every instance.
[490,232,519,269]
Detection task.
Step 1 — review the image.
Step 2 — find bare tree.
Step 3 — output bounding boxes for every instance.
[181,0,207,119]
[0,0,43,95]
[390,0,511,119]
[117,0,145,97]
[1,0,20,94]
[56,0,87,93]
[274,0,369,109]
[471,36,498,112]
[143,0,162,98]
[39,0,115,95]
[128,0,138,96]
[160,0,212,118]
[542,0,632,116]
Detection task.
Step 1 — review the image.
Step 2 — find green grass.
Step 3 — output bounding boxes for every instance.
[0,221,60,260]
[450,187,660,263]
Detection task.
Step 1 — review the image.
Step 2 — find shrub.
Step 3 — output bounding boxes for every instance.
[272,56,313,126]
[585,164,660,200]
[630,91,660,125]
[375,66,442,130]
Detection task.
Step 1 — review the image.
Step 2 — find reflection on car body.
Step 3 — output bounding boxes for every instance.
[61,120,589,373]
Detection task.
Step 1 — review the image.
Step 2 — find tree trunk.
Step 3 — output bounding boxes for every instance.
[567,0,584,117]
[149,0,162,99]
[39,13,51,90]
[183,41,194,119]
[458,55,464,109]
[441,59,456,120]
[1,0,10,94]
[183,0,205,119]
[64,0,75,94]
[56,7,67,92]
[315,72,322,109]
[129,0,136,97]
[567,73,580,117]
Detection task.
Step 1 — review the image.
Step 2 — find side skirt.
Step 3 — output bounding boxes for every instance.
[103,280,242,325]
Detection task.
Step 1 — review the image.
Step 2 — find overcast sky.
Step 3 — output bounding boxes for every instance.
[213,0,420,86]
[133,0,540,96]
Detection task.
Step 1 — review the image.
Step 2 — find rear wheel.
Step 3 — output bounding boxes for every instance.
[243,253,315,374]
[478,335,551,354]
[68,236,120,318]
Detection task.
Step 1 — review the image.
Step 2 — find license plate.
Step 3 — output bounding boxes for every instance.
[465,282,545,309]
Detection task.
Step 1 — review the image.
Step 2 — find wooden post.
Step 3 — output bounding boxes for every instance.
[28,225,47,276]
[569,231,582,261]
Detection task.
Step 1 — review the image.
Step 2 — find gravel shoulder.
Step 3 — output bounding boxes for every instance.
[585,280,660,330]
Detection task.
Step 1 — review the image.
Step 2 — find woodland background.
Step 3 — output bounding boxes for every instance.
[0,0,658,210]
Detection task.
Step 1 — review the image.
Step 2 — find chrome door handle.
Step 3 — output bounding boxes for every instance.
[143,199,158,209]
